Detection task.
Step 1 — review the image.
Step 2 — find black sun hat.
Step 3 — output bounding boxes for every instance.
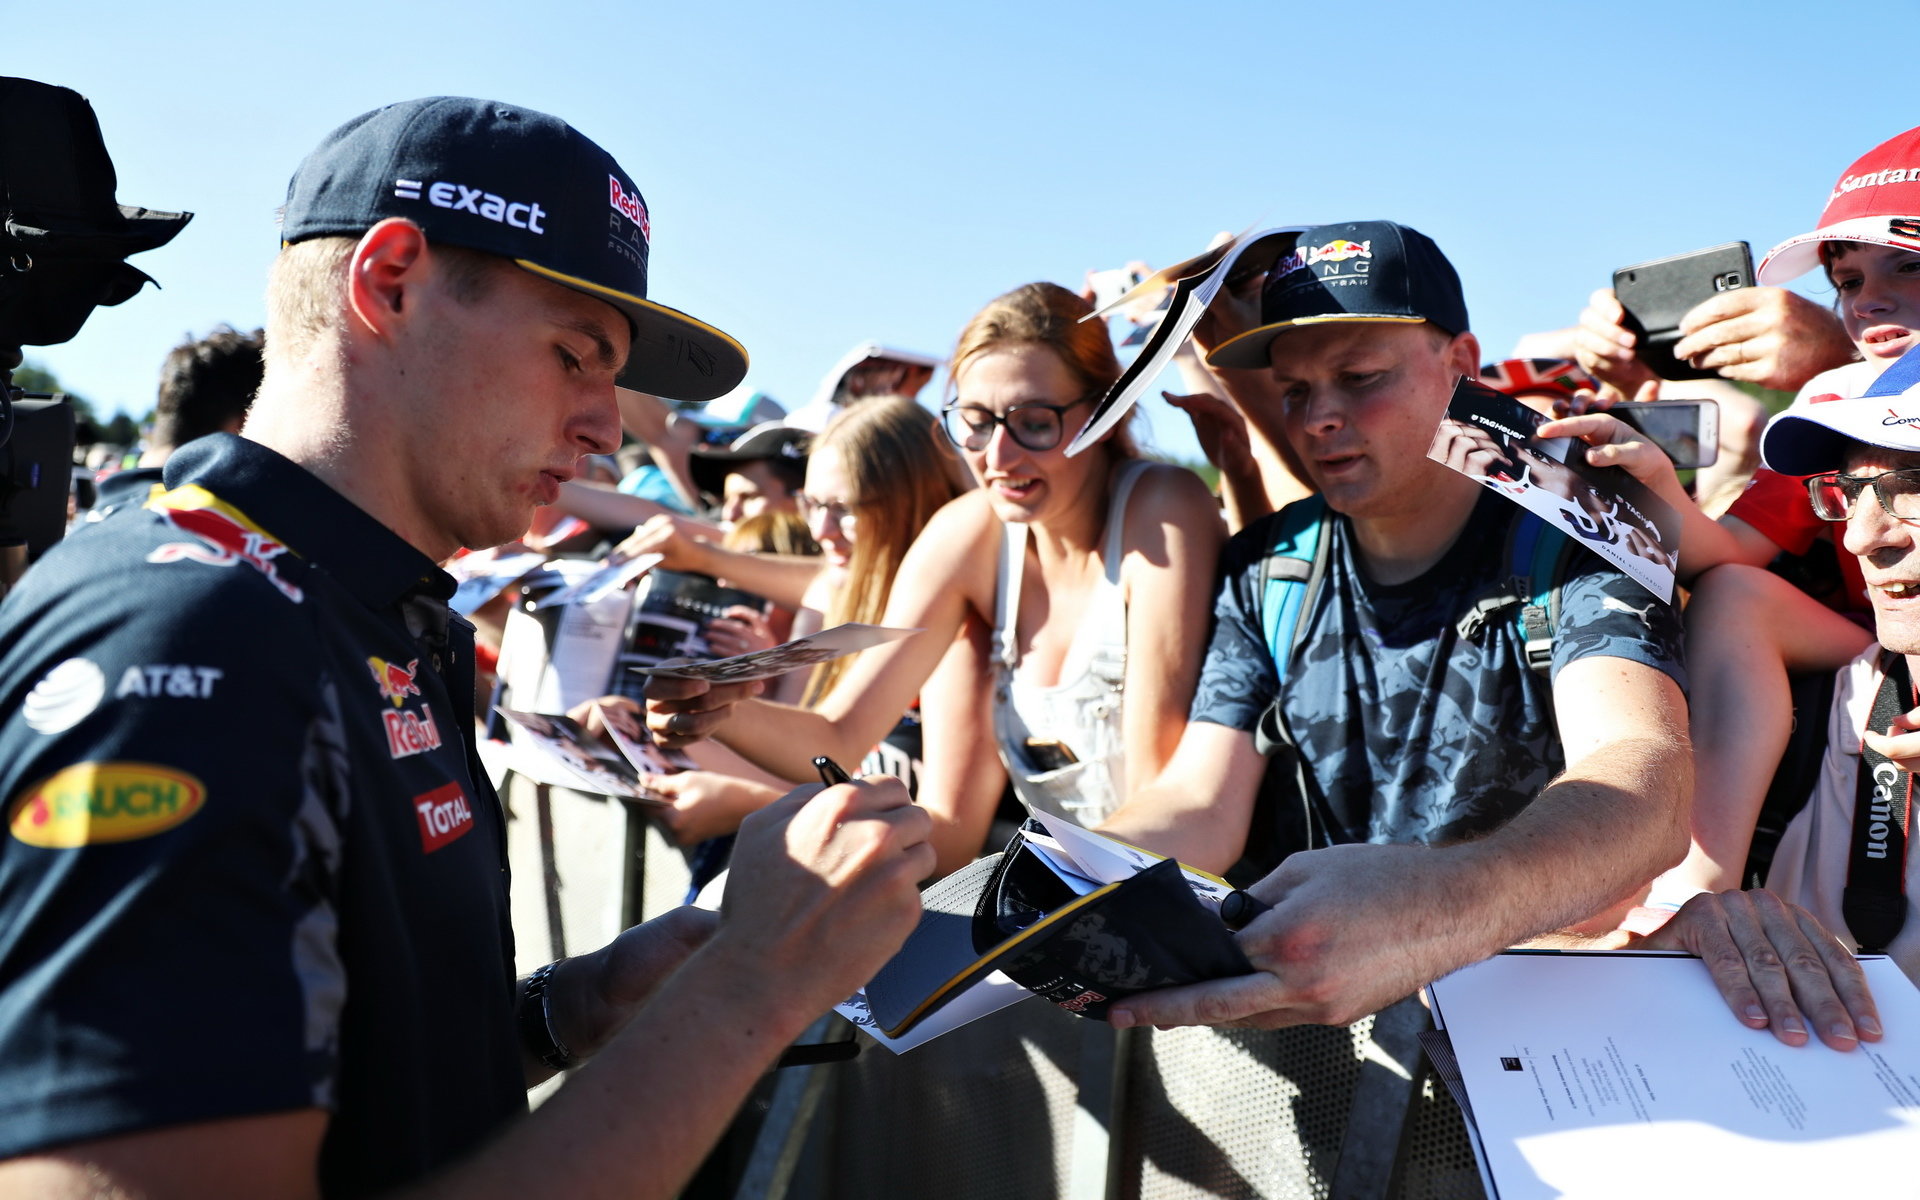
[280,96,747,402]
[688,421,811,504]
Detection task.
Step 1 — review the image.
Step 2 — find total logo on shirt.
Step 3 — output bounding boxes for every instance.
[412,781,474,853]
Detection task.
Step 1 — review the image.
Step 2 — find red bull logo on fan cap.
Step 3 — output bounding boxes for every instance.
[145,487,304,603]
[1307,239,1373,265]
[1270,249,1310,280]
[368,657,422,707]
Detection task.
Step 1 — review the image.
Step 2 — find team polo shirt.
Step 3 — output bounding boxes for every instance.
[0,434,525,1196]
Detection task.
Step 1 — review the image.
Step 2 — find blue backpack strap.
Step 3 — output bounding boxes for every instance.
[1517,516,1574,674]
[1452,510,1572,676]
[1250,495,1357,849]
[1258,496,1330,687]
[1498,512,1574,674]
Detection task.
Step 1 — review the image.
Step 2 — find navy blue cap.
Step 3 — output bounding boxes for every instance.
[280,97,747,401]
[1206,221,1468,369]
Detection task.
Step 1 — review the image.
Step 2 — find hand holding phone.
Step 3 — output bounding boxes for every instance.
[1609,398,1719,470]
[1613,242,1753,382]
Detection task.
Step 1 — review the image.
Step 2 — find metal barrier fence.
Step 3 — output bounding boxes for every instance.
[505,779,1485,1199]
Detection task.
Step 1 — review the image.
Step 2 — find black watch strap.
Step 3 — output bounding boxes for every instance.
[519,961,576,1071]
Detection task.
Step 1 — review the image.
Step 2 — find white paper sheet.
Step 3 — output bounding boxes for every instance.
[1427,952,1920,1198]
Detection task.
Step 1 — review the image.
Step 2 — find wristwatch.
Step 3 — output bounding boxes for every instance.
[519,960,576,1071]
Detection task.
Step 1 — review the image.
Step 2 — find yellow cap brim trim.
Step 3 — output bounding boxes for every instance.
[514,259,750,367]
[1207,314,1427,369]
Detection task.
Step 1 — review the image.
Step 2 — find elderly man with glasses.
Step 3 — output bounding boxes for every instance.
[1668,347,1920,998]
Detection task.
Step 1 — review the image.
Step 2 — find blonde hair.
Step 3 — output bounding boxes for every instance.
[264,233,506,361]
[803,396,969,705]
[264,237,356,361]
[722,509,819,557]
[948,281,1136,458]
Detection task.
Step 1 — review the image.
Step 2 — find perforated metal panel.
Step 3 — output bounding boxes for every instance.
[793,1000,1088,1199]
[1388,1076,1485,1200]
[507,796,1489,1199]
[1121,1022,1363,1199]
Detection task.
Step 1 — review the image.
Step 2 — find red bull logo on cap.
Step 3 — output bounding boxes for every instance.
[368,657,422,707]
[1270,249,1310,281]
[1307,239,1373,266]
[144,487,304,603]
[608,175,651,243]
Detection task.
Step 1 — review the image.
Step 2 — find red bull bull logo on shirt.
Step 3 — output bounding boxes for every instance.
[144,486,304,603]
[368,658,422,707]
[366,657,440,759]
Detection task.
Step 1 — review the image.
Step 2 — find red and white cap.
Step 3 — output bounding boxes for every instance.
[1757,126,1920,286]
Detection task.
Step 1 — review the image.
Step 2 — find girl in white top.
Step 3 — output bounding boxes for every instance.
[647,282,1225,874]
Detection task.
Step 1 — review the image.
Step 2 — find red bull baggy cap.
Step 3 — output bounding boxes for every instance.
[279,96,747,402]
[1757,125,1920,286]
[1761,345,1920,475]
[1207,221,1468,370]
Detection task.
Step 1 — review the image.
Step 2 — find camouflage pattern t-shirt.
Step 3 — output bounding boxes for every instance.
[1191,490,1685,847]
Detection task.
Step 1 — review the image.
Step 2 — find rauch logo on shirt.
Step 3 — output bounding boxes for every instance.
[9,762,206,847]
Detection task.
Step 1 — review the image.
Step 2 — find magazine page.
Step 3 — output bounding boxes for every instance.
[447,549,547,615]
[1427,952,1920,1199]
[604,569,769,702]
[530,552,662,610]
[1426,378,1681,602]
[1024,811,1234,908]
[630,622,922,684]
[1066,226,1305,456]
[493,706,667,805]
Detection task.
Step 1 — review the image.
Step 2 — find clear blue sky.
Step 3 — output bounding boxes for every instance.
[16,0,1904,465]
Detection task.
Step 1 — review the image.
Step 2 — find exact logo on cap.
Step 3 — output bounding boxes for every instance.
[9,762,207,847]
[393,177,547,234]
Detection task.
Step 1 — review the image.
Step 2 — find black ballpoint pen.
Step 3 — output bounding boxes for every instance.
[814,755,853,786]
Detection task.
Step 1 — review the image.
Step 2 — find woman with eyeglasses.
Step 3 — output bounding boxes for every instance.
[645,283,1225,862]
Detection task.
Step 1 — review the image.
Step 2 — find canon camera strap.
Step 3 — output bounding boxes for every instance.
[1846,653,1915,954]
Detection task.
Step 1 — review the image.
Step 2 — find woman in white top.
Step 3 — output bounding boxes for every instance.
[645,282,1224,868]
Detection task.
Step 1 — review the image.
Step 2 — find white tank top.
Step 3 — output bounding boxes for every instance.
[990,458,1149,826]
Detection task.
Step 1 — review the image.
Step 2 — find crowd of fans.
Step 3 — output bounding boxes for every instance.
[5,93,1920,1196]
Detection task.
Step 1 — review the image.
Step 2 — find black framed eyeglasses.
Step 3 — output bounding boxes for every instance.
[1806,469,1920,524]
[939,398,1093,453]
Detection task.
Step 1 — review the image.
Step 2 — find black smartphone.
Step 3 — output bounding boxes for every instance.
[1610,398,1720,470]
[1612,242,1753,382]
